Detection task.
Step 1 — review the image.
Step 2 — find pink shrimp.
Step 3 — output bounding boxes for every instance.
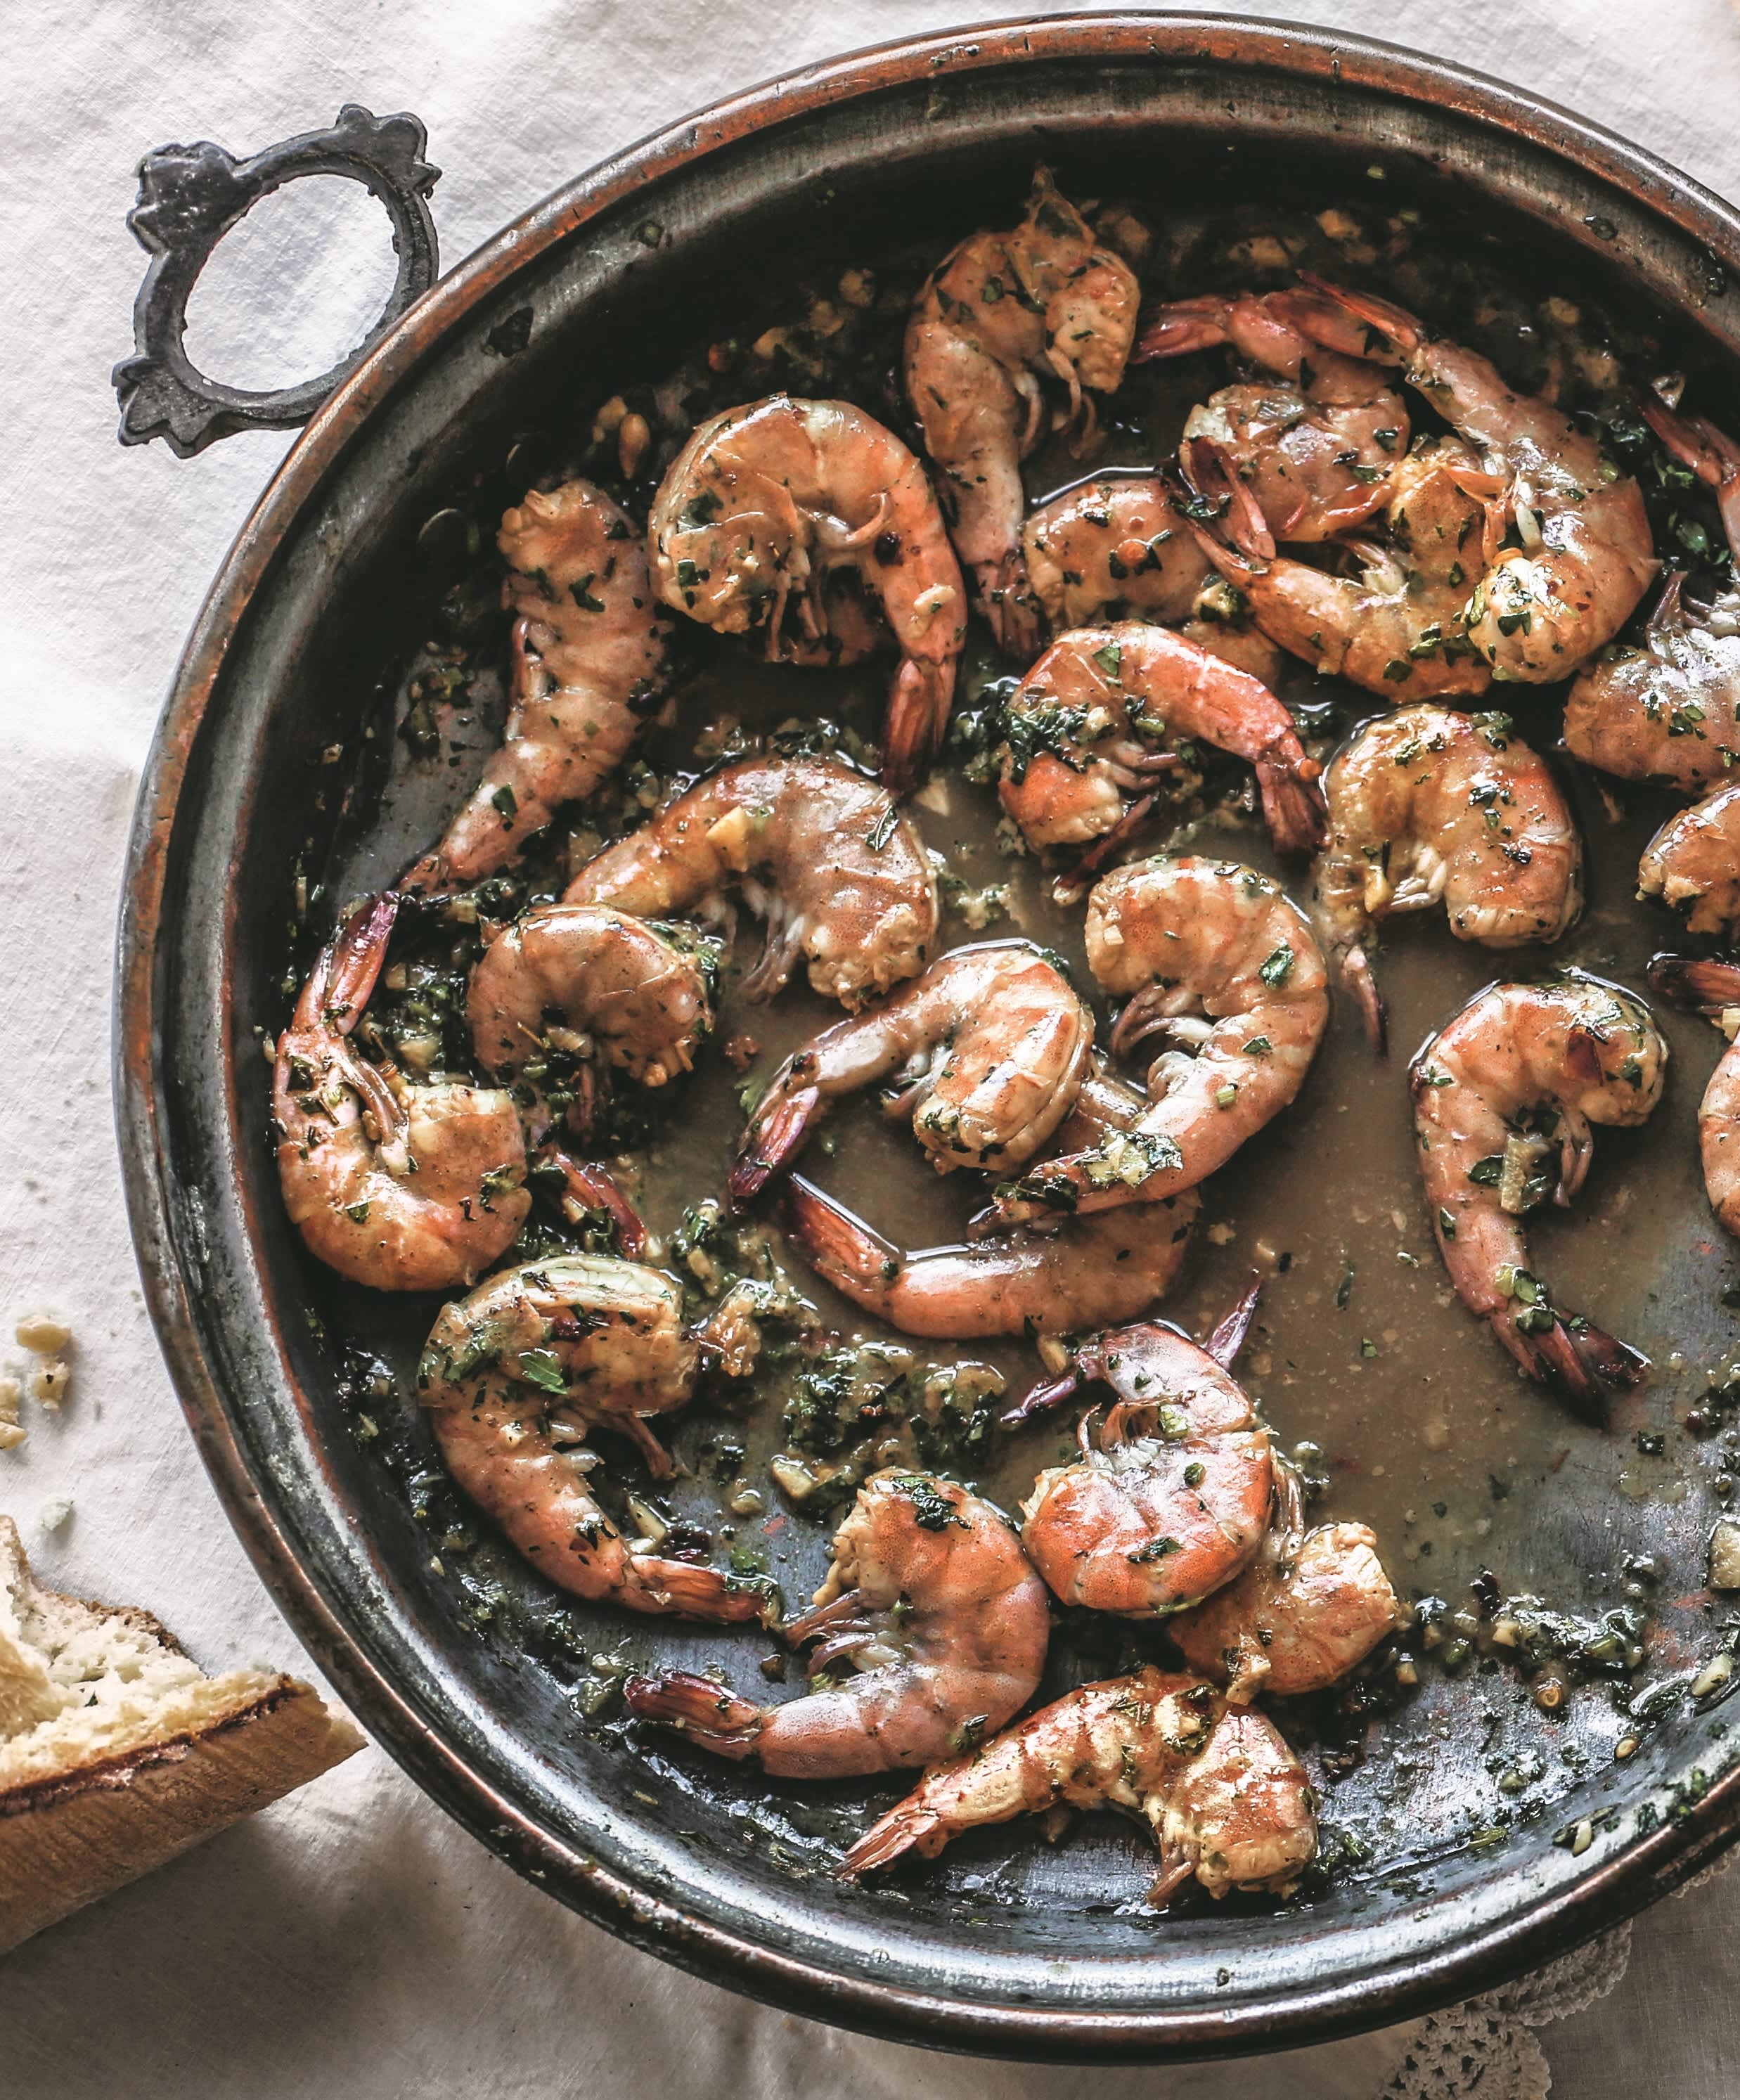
[840,1665,1317,1905]
[995,623,1325,862]
[906,168,1139,656]
[1136,285,1411,545]
[404,480,669,891]
[648,396,965,792]
[623,1469,1048,1776]
[1306,276,1656,680]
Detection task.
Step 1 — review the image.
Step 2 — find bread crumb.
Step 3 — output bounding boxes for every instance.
[0,1423,25,1452]
[27,1360,69,1410]
[0,1374,21,1426]
[37,1498,72,1533]
[15,1315,70,1355]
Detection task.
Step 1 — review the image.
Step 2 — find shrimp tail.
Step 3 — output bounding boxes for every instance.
[1052,790,1159,907]
[542,1146,647,1256]
[782,1178,897,1312]
[1642,397,1740,562]
[1001,1360,1088,1428]
[1342,945,1389,1054]
[1180,437,1275,561]
[623,1670,766,1753]
[839,1801,943,1879]
[1499,1310,1644,1422]
[324,891,401,1029]
[1256,755,1328,856]
[1647,952,1740,1015]
[1296,273,1420,357]
[1204,1272,1263,1370]
[728,1085,821,1210]
[882,657,952,796]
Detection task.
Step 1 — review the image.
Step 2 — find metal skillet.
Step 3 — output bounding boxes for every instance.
[115,13,1740,2061]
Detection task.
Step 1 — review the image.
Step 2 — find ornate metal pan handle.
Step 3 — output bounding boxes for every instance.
[114,103,439,456]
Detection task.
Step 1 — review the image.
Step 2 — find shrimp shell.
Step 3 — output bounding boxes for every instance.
[1412,972,1668,1413]
[468,903,713,1102]
[1566,400,1740,787]
[1135,286,1411,543]
[1017,1320,1274,1617]
[623,1469,1048,1777]
[782,1175,1199,1339]
[1190,434,1495,703]
[1639,781,1740,940]
[995,623,1325,861]
[1563,574,1740,790]
[1646,955,1740,1240]
[406,481,669,891]
[418,1257,768,1622]
[274,896,529,1292]
[728,939,1094,1205]
[1172,1515,1403,1701]
[1314,704,1583,1047]
[1309,277,1656,681]
[647,395,965,790]
[840,1665,1317,1905]
[565,758,938,1010]
[906,167,1139,656]
[991,857,1329,1226]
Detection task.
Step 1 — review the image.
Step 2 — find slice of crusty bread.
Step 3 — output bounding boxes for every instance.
[0,1516,363,1954]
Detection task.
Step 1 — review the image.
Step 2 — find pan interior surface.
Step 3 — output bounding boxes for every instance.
[124,20,1740,2058]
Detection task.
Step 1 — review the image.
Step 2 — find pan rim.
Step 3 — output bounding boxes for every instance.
[114,11,1740,2059]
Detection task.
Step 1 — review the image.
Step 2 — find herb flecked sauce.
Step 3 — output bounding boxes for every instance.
[292,191,1740,1916]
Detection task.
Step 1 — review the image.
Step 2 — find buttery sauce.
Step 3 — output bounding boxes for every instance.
[307,191,1740,1912]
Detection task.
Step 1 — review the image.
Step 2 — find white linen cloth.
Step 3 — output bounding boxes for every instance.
[2,2,1738,2092]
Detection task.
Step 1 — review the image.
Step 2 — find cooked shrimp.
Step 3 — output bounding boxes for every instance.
[648,395,965,791]
[1565,401,1740,787]
[565,758,937,1009]
[1190,434,1495,702]
[990,858,1329,1228]
[1314,704,1583,1048]
[1171,1462,1402,1699]
[623,1469,1048,1777]
[782,1176,1199,1339]
[1412,972,1668,1412]
[1564,574,1740,788]
[1024,475,1213,626]
[1639,782,1740,939]
[1310,278,1656,679]
[418,1256,768,1621]
[404,482,669,891]
[906,167,1139,657]
[1646,956,1740,1237]
[841,1665,1317,1905]
[1135,285,1410,544]
[274,895,529,1291]
[728,941,1093,1206]
[1012,1318,1273,1616]
[1020,475,1283,684]
[468,903,713,1136]
[995,624,1325,861]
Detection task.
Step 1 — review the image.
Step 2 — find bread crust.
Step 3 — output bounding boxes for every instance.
[0,1676,362,1953]
[0,1518,364,1953]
